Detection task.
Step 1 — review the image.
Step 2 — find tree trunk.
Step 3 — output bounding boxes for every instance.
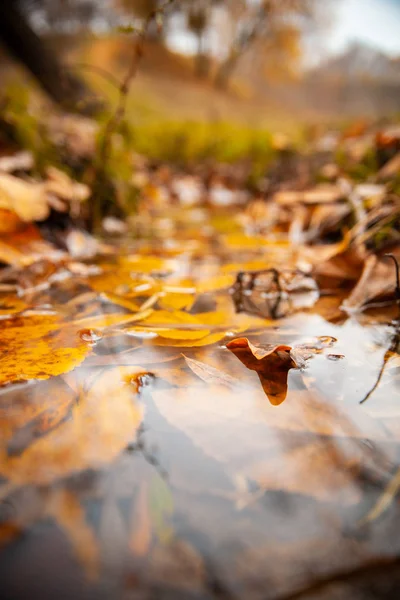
[0,1,102,115]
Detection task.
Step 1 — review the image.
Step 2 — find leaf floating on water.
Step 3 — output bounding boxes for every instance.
[183,355,241,388]
[0,315,92,386]
[226,338,296,405]
[226,336,335,405]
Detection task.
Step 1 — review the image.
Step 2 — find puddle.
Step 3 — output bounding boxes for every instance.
[1,216,400,600]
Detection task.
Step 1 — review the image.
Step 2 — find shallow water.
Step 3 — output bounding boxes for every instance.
[1,212,400,600]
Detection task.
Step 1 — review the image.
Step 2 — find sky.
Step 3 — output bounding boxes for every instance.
[169,0,400,62]
[327,0,400,56]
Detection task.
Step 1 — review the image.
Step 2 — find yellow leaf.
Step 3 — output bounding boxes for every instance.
[100,292,142,312]
[74,308,154,330]
[156,328,210,340]
[159,291,195,311]
[0,315,91,386]
[119,255,176,274]
[153,331,227,347]
[140,310,202,327]
[196,274,235,293]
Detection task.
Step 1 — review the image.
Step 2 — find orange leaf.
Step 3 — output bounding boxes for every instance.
[0,314,92,386]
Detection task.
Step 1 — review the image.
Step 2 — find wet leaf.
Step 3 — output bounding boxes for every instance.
[226,337,334,405]
[231,268,319,319]
[183,355,241,388]
[0,315,92,386]
[226,338,297,405]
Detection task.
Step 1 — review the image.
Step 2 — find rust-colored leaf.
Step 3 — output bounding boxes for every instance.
[227,337,297,405]
[226,336,334,405]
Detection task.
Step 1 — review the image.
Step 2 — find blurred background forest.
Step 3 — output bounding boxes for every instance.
[2,0,400,127]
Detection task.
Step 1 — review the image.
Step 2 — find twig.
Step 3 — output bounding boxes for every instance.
[359,254,400,404]
[98,0,175,170]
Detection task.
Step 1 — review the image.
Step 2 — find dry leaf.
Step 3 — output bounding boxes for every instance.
[342,251,400,312]
[0,173,49,222]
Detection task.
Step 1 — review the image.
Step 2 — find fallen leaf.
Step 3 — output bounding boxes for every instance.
[0,173,49,222]
[0,314,91,386]
[183,355,241,388]
[226,337,333,405]
[227,338,297,405]
[231,268,319,319]
[342,252,400,312]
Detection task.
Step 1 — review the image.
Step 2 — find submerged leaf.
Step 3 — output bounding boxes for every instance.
[0,367,144,484]
[0,315,91,386]
[183,355,241,388]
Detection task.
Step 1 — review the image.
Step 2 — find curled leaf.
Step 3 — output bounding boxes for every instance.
[227,338,297,405]
[226,336,334,405]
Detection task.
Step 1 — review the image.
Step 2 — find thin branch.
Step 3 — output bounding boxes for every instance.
[98,0,175,170]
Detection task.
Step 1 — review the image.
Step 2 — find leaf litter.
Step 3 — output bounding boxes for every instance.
[2,119,400,599]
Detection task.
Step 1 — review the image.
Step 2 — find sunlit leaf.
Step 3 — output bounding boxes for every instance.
[0,315,92,386]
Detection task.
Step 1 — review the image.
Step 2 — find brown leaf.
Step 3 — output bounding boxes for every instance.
[226,337,334,405]
[231,268,319,319]
[342,251,400,312]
